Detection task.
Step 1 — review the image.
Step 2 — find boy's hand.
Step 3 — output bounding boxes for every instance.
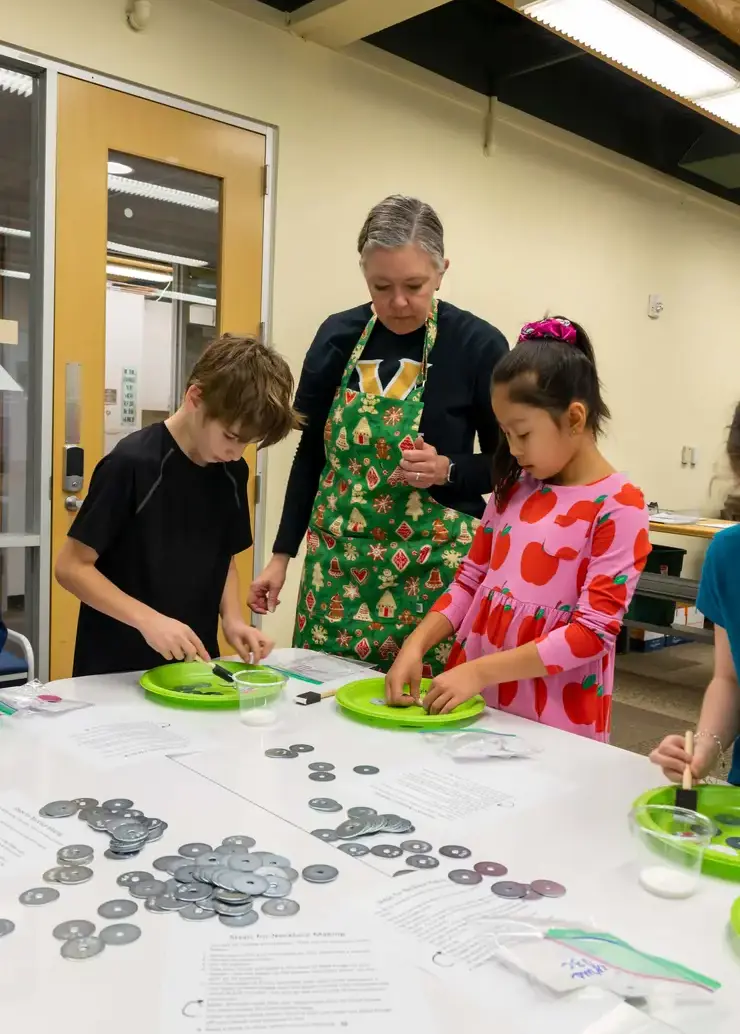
[141,614,210,663]
[222,618,274,663]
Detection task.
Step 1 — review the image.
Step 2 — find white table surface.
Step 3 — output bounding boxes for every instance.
[1,648,738,1034]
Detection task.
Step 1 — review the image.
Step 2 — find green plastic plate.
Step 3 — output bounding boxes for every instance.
[140,660,277,710]
[731,896,740,941]
[335,677,485,730]
[632,783,740,883]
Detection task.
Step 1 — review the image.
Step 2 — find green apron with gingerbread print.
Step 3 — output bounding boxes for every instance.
[293,300,478,676]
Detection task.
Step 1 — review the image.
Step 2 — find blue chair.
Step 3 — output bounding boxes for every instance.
[0,628,34,688]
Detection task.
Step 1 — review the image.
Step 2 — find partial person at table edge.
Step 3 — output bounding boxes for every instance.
[249,194,508,674]
[651,400,740,787]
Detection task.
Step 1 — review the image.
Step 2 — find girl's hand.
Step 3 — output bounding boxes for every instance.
[423,662,486,715]
[248,555,289,615]
[385,645,424,707]
[649,734,717,783]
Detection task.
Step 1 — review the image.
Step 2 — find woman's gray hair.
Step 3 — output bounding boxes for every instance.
[358,195,445,271]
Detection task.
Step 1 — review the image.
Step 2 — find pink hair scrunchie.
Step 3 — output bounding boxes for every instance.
[518,317,577,345]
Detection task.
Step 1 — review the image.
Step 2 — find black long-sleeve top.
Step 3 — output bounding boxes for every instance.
[273,300,509,557]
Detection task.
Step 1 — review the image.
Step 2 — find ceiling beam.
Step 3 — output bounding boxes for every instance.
[674,1,740,47]
[287,0,452,48]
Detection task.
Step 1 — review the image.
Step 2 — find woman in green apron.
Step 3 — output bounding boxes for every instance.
[249,195,508,675]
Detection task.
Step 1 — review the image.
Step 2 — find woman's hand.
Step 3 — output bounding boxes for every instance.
[248,555,289,615]
[385,644,425,707]
[400,437,450,490]
[423,662,487,715]
[222,618,274,664]
[649,733,718,783]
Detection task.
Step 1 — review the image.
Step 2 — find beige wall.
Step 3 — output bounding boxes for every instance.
[2,0,739,643]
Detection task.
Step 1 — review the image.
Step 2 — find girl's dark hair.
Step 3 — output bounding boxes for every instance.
[727,403,740,479]
[491,317,610,506]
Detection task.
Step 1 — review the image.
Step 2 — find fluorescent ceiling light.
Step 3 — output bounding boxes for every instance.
[0,269,30,280]
[106,263,173,284]
[108,176,218,211]
[697,88,740,129]
[0,363,24,393]
[0,226,30,239]
[521,0,739,105]
[107,161,133,176]
[151,289,217,306]
[0,69,33,97]
[107,241,208,267]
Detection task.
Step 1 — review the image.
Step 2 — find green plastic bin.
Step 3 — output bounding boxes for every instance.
[627,544,687,628]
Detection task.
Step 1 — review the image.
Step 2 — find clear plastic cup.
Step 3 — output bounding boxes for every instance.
[233,669,288,727]
[629,804,713,899]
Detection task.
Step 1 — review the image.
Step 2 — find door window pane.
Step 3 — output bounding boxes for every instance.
[105,152,220,453]
[0,66,35,534]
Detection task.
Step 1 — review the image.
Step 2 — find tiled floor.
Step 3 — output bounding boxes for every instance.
[612,642,710,758]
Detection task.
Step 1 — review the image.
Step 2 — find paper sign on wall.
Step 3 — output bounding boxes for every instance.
[0,319,19,345]
[121,366,137,425]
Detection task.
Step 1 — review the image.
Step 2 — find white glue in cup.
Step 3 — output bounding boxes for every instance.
[233,669,287,728]
[629,804,713,900]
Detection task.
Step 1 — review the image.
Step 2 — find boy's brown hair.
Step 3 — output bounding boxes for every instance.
[187,334,301,448]
[728,402,740,480]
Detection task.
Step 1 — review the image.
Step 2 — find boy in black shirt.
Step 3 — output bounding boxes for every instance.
[56,335,299,677]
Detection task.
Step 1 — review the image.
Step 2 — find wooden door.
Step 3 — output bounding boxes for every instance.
[51,76,265,679]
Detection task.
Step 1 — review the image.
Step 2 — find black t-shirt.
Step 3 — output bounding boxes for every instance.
[69,423,252,677]
[273,300,509,557]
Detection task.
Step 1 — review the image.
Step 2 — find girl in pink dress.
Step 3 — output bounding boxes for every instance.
[386,317,650,742]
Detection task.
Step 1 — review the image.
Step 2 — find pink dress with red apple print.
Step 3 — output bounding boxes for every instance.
[431,473,651,742]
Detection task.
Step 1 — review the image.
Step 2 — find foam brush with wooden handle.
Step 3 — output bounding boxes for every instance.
[676,730,699,812]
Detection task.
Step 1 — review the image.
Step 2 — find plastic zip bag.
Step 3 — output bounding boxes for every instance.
[423,728,539,760]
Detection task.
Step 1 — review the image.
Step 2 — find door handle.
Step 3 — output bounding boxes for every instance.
[64,495,83,513]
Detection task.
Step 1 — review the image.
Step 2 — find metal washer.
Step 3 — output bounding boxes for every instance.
[265,748,298,759]
[61,935,105,960]
[309,798,343,813]
[58,844,94,864]
[302,864,339,884]
[529,879,567,898]
[353,765,379,775]
[309,772,336,782]
[338,843,369,857]
[43,867,69,883]
[262,899,300,917]
[100,923,141,946]
[725,836,740,850]
[370,844,403,859]
[153,855,187,872]
[406,855,439,870]
[231,874,268,896]
[98,899,138,919]
[130,879,167,899]
[53,920,96,940]
[290,744,315,753]
[439,845,472,860]
[102,799,134,811]
[20,887,60,906]
[180,904,217,922]
[347,807,377,819]
[448,869,483,886]
[220,911,259,927]
[311,829,339,842]
[401,840,432,854]
[308,762,335,772]
[178,843,213,858]
[491,881,529,899]
[116,871,153,888]
[0,919,15,937]
[715,813,740,827]
[40,800,78,819]
[393,870,415,878]
[73,798,98,809]
[222,835,257,849]
[474,861,509,878]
